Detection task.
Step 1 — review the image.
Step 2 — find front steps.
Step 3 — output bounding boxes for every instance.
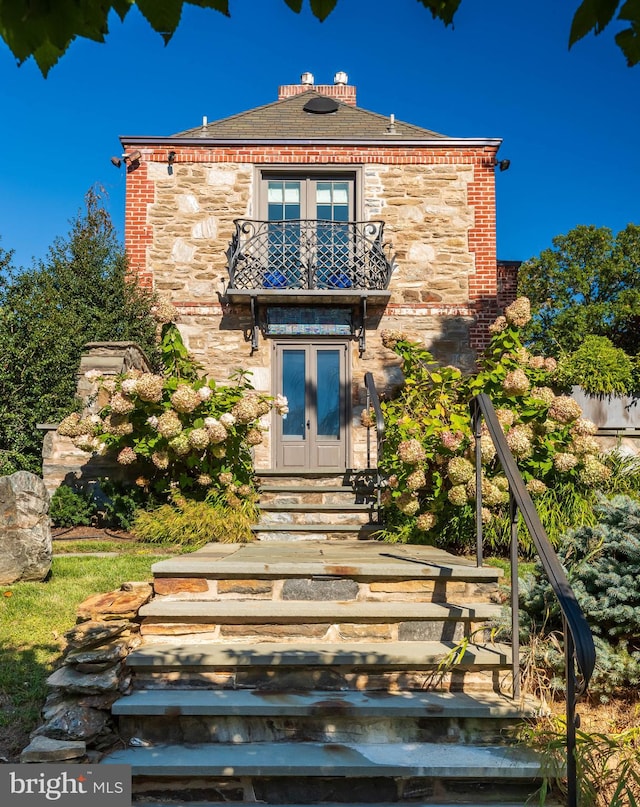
[101,541,556,805]
[252,471,380,540]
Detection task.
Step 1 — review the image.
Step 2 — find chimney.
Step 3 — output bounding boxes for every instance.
[278,71,357,106]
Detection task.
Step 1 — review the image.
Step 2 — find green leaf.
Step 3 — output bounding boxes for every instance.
[136,0,184,38]
[615,22,640,65]
[569,0,620,46]
[416,0,462,26]
[309,0,338,21]
[282,0,303,10]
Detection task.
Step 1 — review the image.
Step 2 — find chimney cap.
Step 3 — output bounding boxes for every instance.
[334,71,348,85]
[300,71,314,85]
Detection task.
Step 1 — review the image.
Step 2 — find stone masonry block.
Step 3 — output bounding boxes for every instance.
[282,578,359,601]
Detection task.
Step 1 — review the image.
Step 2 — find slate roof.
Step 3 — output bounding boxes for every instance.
[172,90,449,141]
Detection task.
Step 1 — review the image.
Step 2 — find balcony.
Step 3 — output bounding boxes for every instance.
[226,219,395,304]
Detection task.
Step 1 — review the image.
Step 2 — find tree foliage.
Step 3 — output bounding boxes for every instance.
[517,223,640,359]
[1,0,638,76]
[0,188,158,475]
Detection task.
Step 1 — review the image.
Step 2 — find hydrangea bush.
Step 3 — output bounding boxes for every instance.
[377,297,610,548]
[58,321,287,505]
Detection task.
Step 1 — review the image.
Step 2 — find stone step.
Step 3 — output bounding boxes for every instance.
[129,803,553,807]
[114,689,542,746]
[126,640,512,670]
[138,600,501,642]
[256,510,375,527]
[113,688,538,718]
[259,484,363,493]
[259,502,374,511]
[252,523,381,540]
[101,740,547,779]
[150,543,502,584]
[140,599,501,621]
[258,487,376,506]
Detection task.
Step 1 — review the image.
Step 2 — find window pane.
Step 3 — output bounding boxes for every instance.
[316,183,332,204]
[316,350,340,439]
[333,183,349,205]
[284,204,300,220]
[268,203,284,221]
[268,183,283,204]
[284,183,301,203]
[282,351,306,438]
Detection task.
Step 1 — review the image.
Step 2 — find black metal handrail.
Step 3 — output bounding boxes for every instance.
[470,392,596,807]
[364,372,385,509]
[227,219,395,291]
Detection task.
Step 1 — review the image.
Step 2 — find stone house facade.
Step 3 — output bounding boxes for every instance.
[117,73,517,473]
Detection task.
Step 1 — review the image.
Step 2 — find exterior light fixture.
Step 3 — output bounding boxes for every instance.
[110,150,142,170]
[123,150,142,164]
[167,150,176,176]
[110,150,142,168]
[495,158,511,172]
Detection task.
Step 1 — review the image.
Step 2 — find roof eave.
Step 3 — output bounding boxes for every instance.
[119,135,503,148]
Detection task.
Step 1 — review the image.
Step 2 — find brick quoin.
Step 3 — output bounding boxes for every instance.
[122,142,506,347]
[123,161,154,282]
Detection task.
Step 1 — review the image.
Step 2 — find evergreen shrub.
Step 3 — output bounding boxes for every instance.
[521,495,640,701]
[49,483,97,528]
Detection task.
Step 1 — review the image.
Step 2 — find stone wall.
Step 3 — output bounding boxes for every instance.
[41,343,152,496]
[119,140,512,471]
[20,583,151,764]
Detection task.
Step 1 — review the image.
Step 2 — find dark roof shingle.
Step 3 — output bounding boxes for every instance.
[173,90,449,141]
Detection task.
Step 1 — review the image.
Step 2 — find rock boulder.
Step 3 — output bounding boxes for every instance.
[0,471,52,585]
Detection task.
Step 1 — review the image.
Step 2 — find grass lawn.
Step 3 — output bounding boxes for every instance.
[0,543,172,761]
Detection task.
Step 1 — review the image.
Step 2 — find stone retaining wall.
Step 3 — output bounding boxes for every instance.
[20,583,152,764]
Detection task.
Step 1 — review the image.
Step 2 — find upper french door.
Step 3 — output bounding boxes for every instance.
[273,341,349,471]
[263,174,355,289]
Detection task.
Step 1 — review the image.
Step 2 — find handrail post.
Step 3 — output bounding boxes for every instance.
[473,405,483,568]
[564,617,578,807]
[365,386,372,470]
[509,492,521,701]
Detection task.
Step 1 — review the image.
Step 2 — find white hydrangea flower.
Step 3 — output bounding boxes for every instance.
[84,369,103,384]
[121,378,138,395]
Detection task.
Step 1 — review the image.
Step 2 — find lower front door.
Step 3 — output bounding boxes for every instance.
[273,341,349,471]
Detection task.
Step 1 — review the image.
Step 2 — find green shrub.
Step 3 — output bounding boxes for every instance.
[521,495,640,701]
[49,484,96,527]
[555,335,634,395]
[57,322,286,506]
[376,297,611,551]
[131,493,258,548]
[98,478,154,532]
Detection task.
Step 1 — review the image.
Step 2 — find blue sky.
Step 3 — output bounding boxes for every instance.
[0,0,638,270]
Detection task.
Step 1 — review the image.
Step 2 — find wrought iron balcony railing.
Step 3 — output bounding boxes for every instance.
[227,219,395,292]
